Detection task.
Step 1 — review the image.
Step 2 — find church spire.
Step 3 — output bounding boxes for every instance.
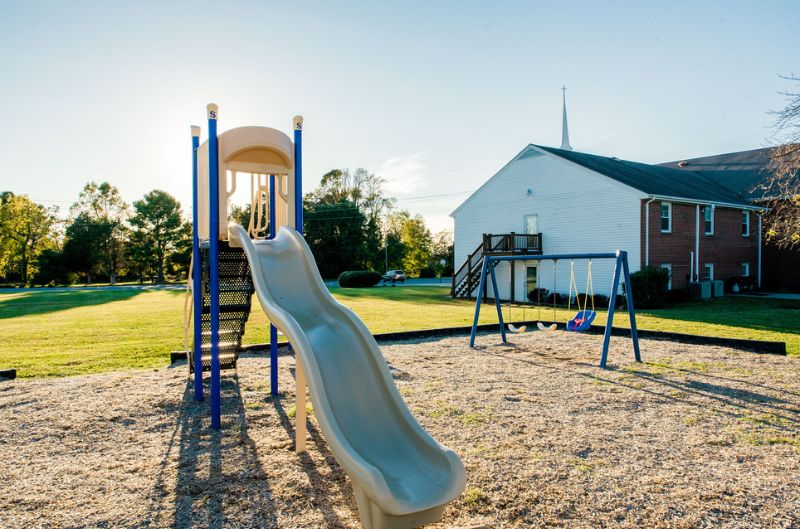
[560,85,573,151]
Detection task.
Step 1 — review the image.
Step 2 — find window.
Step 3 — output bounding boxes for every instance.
[742,211,750,237]
[703,263,714,281]
[661,263,673,290]
[741,262,750,277]
[703,206,714,235]
[660,203,672,233]
[526,265,538,302]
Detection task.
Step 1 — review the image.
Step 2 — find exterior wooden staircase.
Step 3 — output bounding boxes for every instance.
[189,240,255,373]
[451,233,543,299]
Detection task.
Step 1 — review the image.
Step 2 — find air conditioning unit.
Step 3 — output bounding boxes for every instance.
[712,280,724,297]
[690,281,712,299]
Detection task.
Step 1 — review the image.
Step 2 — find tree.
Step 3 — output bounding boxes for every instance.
[128,190,184,282]
[431,230,455,277]
[70,182,129,283]
[63,212,107,283]
[0,194,57,284]
[309,168,395,268]
[761,75,800,248]
[303,199,367,278]
[33,248,74,286]
[399,213,432,276]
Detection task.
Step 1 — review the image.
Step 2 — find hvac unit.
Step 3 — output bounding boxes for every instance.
[690,281,712,299]
[712,280,725,297]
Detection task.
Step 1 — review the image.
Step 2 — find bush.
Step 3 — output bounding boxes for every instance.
[418,266,436,278]
[337,270,381,288]
[666,288,691,303]
[527,287,549,303]
[623,266,669,309]
[725,275,757,293]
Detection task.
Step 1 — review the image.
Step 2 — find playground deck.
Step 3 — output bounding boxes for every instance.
[1,332,798,528]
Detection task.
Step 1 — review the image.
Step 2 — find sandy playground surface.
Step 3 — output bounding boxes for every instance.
[1,331,799,529]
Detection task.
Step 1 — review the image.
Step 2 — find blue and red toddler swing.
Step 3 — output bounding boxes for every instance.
[566,259,595,332]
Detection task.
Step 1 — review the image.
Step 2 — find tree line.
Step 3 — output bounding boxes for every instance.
[0,168,453,286]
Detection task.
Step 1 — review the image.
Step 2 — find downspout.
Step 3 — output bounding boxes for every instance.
[695,204,700,281]
[757,213,762,288]
[644,197,656,266]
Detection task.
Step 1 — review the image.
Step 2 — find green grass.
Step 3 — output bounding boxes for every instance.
[0,286,798,378]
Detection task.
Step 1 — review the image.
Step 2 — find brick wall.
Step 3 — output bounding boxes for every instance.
[640,200,758,289]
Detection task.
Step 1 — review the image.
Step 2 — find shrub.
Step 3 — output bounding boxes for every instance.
[337,270,381,288]
[527,287,549,303]
[623,266,669,309]
[418,266,436,278]
[666,288,691,303]
[725,275,757,293]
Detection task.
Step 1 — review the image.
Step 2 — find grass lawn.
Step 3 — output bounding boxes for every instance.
[0,286,797,378]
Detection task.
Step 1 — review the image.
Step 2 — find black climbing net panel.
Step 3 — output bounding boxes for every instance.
[190,240,255,373]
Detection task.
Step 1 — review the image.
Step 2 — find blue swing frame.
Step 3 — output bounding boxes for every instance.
[468,251,641,368]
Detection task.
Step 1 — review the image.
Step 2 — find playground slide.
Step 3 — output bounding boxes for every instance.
[228,223,466,529]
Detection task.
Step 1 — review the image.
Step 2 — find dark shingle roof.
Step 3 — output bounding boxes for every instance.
[534,144,762,206]
[658,148,771,200]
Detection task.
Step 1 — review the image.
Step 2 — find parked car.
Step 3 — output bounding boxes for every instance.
[382,270,406,283]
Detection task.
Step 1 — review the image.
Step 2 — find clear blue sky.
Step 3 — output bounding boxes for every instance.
[1,1,797,231]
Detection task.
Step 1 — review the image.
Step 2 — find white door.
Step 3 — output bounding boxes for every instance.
[524,214,538,234]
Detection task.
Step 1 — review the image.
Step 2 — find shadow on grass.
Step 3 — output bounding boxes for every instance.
[149,375,277,529]
[0,289,149,319]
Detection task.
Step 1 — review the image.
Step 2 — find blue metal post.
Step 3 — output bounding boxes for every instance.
[268,174,278,397]
[293,116,303,234]
[469,257,490,347]
[600,252,623,368]
[488,260,507,343]
[207,104,221,429]
[191,126,203,401]
[621,251,641,362]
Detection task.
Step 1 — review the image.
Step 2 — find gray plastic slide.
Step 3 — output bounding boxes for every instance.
[228,223,466,529]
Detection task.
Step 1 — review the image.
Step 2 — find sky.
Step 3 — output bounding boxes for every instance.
[1,1,798,232]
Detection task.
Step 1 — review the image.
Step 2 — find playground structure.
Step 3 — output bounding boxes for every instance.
[189,105,466,529]
[470,251,641,368]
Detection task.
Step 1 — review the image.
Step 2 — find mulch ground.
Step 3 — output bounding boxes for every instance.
[1,331,799,528]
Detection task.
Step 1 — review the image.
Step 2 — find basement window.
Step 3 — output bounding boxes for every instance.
[741,262,750,277]
[660,203,672,233]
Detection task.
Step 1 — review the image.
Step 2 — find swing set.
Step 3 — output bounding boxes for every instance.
[469,250,641,368]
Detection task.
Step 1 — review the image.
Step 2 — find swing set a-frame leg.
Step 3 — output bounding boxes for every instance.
[600,251,641,368]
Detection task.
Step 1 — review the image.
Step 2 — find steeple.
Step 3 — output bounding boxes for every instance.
[560,84,573,151]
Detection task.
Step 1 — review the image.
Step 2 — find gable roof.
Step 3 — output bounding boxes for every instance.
[535,145,761,208]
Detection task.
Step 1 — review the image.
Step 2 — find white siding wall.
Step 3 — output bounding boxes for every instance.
[452,147,646,298]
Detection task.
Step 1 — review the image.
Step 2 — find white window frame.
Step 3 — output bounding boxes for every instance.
[741,262,750,277]
[703,263,714,281]
[742,210,750,237]
[703,206,714,235]
[660,202,672,233]
[661,263,673,290]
